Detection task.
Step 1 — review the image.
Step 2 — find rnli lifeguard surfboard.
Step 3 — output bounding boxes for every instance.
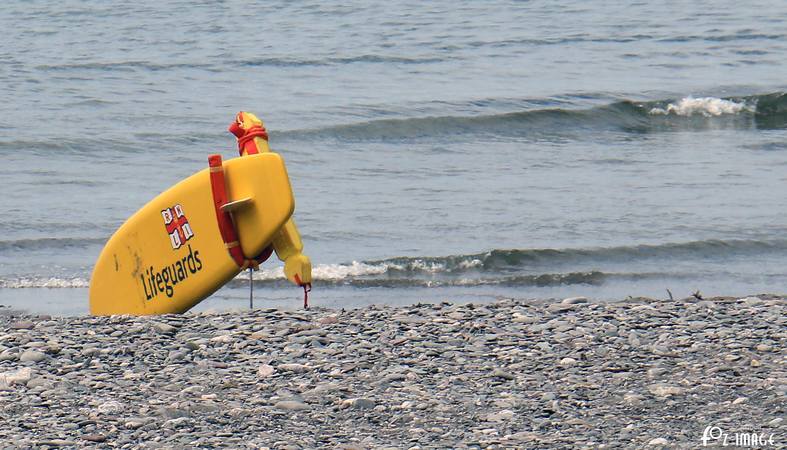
[90,153,294,315]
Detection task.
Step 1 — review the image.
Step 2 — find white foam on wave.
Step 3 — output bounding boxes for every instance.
[2,258,482,288]
[0,277,89,288]
[404,260,446,273]
[0,261,424,288]
[649,97,754,117]
[240,258,464,282]
[240,261,390,282]
[457,258,483,270]
[315,261,390,279]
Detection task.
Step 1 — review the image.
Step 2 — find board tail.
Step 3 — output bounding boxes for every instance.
[229,112,313,306]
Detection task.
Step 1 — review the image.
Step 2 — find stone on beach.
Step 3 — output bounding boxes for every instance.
[151,321,177,334]
[0,367,33,387]
[19,350,47,363]
[10,321,35,330]
[275,400,311,411]
[485,409,515,422]
[561,296,588,304]
[257,364,275,378]
[559,357,577,366]
[277,363,312,373]
[490,368,515,380]
[96,400,124,414]
[83,434,107,443]
[647,384,685,397]
[341,398,376,410]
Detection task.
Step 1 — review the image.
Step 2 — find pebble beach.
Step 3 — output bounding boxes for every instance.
[1,296,785,449]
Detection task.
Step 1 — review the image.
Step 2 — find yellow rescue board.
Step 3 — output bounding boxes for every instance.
[90,153,294,315]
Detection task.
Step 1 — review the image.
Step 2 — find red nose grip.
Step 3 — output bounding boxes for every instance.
[228,121,244,138]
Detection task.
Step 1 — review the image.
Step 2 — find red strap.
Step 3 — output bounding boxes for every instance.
[228,112,268,155]
[209,155,275,270]
[208,155,246,267]
[228,114,268,156]
[236,125,268,156]
[254,245,274,265]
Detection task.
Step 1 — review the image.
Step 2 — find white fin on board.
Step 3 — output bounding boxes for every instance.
[221,197,254,213]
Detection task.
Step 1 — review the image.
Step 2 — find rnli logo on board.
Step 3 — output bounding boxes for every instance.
[161,204,194,250]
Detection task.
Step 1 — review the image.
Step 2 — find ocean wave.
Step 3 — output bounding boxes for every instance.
[0,136,145,154]
[0,270,671,290]
[4,238,782,290]
[35,60,214,72]
[0,277,88,289]
[277,92,787,141]
[473,239,787,270]
[237,55,445,67]
[225,269,691,289]
[0,237,106,252]
[0,131,221,155]
[36,54,446,73]
[380,239,785,274]
[226,238,787,286]
[3,93,783,152]
[659,33,785,43]
[227,270,605,288]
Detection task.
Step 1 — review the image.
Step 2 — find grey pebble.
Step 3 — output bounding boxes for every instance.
[275,400,311,411]
[342,398,376,410]
[547,303,576,313]
[490,369,515,380]
[19,350,47,363]
[151,321,177,334]
[83,434,107,443]
[277,363,312,373]
[10,321,35,330]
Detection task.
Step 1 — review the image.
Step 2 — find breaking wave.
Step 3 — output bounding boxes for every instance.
[0,277,89,289]
[3,93,784,154]
[229,238,787,288]
[4,238,785,290]
[277,92,787,141]
[648,97,754,116]
[226,269,687,289]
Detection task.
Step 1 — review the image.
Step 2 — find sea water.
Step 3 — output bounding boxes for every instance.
[1,1,786,314]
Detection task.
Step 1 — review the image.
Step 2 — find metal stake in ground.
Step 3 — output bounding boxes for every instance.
[249,268,254,309]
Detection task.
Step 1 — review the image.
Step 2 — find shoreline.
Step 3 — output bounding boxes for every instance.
[1,296,784,448]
